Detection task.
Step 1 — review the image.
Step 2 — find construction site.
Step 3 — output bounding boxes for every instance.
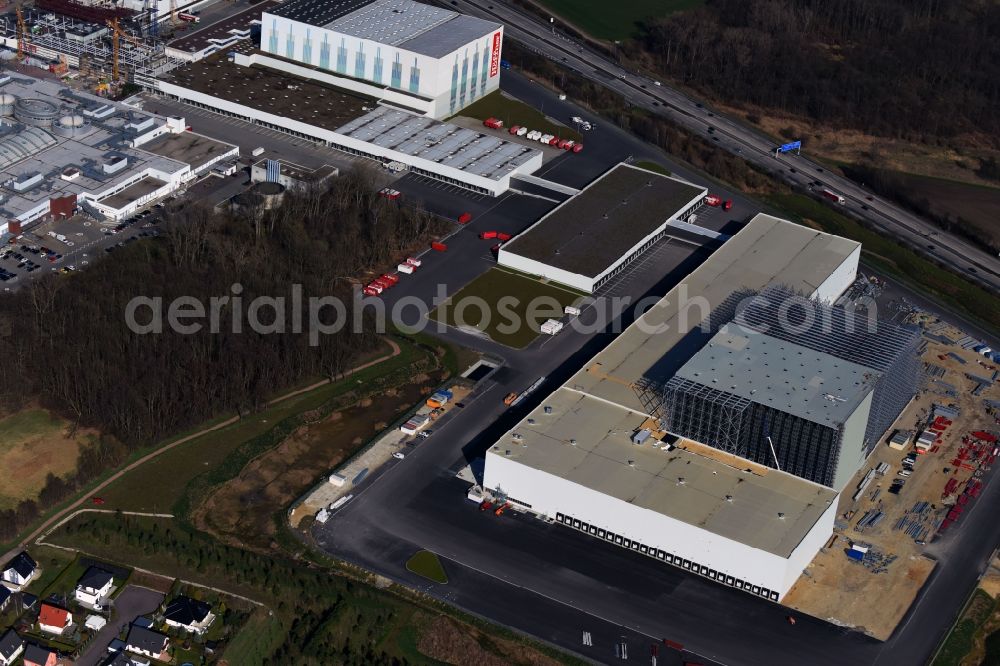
[0,0,200,98]
[784,310,1000,639]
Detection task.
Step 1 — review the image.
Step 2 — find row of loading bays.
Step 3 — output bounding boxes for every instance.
[555,511,780,602]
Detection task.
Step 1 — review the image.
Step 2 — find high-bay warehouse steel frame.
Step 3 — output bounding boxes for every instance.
[642,286,921,489]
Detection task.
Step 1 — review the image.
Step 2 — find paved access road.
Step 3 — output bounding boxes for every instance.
[451,0,1000,294]
[75,585,164,666]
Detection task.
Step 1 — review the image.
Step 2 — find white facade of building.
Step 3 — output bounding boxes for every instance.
[260,1,503,119]
[485,452,838,599]
[813,244,861,303]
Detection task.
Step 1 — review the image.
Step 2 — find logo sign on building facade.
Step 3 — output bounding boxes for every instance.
[489,31,502,77]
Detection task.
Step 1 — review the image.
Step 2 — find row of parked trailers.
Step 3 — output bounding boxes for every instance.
[363,257,422,296]
[483,118,585,153]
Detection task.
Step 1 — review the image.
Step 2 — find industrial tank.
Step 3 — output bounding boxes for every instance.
[53,114,88,137]
[13,98,60,127]
[0,93,16,117]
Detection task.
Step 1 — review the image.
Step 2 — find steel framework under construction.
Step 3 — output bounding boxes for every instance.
[0,10,178,80]
[637,285,923,488]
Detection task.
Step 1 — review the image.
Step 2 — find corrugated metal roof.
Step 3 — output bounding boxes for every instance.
[337,106,540,181]
[675,325,881,428]
[398,14,500,58]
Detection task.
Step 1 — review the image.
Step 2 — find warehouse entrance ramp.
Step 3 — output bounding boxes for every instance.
[511,174,581,197]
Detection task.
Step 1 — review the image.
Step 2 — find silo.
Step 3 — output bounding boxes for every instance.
[0,93,16,117]
[53,114,88,138]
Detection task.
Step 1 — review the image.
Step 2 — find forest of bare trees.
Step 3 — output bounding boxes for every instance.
[632,0,1000,142]
[0,169,448,539]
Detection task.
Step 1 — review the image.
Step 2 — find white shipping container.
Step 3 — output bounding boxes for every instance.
[397,263,415,274]
[328,473,346,487]
[251,147,265,156]
[564,305,581,316]
[406,257,422,267]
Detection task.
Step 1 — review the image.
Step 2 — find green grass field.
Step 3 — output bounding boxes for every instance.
[405,551,448,585]
[455,91,581,142]
[430,268,583,348]
[766,193,1000,336]
[933,588,996,666]
[881,170,1000,247]
[537,0,704,40]
[98,338,421,513]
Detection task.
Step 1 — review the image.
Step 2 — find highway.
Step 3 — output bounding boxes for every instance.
[448,0,1000,294]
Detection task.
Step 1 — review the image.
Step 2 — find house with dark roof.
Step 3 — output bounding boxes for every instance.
[75,567,114,607]
[0,629,24,666]
[37,603,73,635]
[1,551,38,589]
[0,585,10,613]
[125,625,169,661]
[101,651,148,666]
[22,643,58,666]
[163,595,215,635]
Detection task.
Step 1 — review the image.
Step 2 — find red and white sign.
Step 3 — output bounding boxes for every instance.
[489,31,502,77]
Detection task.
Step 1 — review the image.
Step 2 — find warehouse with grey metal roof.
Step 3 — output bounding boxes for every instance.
[483,213,864,600]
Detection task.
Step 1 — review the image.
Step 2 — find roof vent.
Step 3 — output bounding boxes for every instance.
[505,449,511,456]
[569,439,577,446]
[627,460,635,467]
[777,512,786,520]
[725,495,733,502]
[677,477,686,485]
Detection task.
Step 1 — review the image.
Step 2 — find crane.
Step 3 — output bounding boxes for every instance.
[15,7,27,62]
[106,18,142,83]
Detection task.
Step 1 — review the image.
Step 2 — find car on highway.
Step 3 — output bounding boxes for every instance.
[392,452,405,460]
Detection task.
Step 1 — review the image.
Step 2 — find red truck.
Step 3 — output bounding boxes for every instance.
[381,273,399,285]
[431,241,448,252]
[508,125,521,135]
[572,143,583,153]
[496,232,513,242]
[723,199,733,211]
[479,231,498,240]
[483,117,504,129]
[704,195,722,207]
[458,212,473,224]
[821,188,846,205]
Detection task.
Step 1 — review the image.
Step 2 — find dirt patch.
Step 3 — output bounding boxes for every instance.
[192,372,443,551]
[416,614,562,666]
[0,407,98,509]
[784,550,935,640]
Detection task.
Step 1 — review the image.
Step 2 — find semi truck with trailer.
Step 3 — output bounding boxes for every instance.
[821,189,846,205]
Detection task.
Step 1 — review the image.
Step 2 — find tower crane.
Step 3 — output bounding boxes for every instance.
[106,18,142,83]
[15,7,27,62]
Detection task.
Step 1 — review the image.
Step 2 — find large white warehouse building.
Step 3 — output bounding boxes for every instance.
[497,164,706,292]
[484,214,862,600]
[261,0,503,118]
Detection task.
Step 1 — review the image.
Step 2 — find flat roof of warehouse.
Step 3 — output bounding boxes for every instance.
[163,45,374,130]
[336,105,541,181]
[269,0,500,57]
[169,1,279,53]
[491,388,837,558]
[499,164,706,277]
[488,214,860,555]
[142,132,236,169]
